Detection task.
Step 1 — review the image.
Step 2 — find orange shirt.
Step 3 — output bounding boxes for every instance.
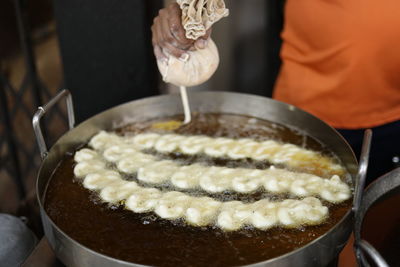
[274,0,400,129]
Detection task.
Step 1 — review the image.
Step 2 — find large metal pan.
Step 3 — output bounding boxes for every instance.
[34,90,359,267]
[354,167,400,267]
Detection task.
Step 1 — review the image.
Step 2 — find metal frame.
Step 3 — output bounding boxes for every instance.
[350,130,389,267]
[0,0,68,201]
[0,74,26,199]
[352,130,372,215]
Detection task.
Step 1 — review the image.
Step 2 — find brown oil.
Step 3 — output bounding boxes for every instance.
[44,113,352,266]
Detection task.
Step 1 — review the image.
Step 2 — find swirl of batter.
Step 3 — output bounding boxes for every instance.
[82,132,351,203]
[131,133,345,176]
[73,148,329,231]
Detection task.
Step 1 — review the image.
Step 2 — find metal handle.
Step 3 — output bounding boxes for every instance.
[32,89,75,159]
[351,129,387,267]
[352,129,372,214]
[356,240,389,267]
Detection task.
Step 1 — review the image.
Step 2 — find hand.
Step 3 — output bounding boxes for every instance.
[151,3,211,61]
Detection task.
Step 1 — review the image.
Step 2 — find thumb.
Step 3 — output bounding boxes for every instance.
[194,38,208,49]
[195,28,212,49]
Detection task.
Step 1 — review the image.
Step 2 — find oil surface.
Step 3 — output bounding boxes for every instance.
[45,113,352,266]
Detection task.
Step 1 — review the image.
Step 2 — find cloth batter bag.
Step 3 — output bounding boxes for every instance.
[157,0,229,87]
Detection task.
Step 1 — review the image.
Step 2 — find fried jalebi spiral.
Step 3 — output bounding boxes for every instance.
[73,148,329,231]
[76,132,351,203]
[131,133,345,177]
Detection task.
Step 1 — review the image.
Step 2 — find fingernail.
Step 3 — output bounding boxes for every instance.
[196,39,207,49]
[179,53,190,62]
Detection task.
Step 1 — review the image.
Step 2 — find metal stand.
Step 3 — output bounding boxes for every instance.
[0,0,67,201]
[0,75,26,199]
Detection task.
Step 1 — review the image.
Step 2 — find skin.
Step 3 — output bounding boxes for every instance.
[151,3,211,61]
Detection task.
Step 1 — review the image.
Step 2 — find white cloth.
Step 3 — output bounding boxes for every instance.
[157,39,219,87]
[177,0,229,40]
[157,0,229,87]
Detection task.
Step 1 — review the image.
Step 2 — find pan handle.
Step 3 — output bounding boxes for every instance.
[351,129,379,266]
[356,240,389,267]
[352,130,391,267]
[352,129,372,214]
[32,89,75,160]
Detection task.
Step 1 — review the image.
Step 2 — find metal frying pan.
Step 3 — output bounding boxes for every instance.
[33,89,359,267]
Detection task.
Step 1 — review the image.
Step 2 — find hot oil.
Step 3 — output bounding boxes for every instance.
[45,113,352,266]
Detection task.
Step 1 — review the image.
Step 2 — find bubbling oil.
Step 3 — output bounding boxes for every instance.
[45,113,352,266]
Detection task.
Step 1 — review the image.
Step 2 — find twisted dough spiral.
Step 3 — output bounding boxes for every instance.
[74,148,329,231]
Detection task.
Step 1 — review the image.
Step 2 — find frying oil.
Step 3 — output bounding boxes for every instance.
[45,113,352,267]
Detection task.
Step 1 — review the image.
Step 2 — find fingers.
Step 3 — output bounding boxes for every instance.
[151,2,214,60]
[194,28,212,49]
[168,4,192,47]
[195,39,208,49]
[151,3,194,60]
[164,41,189,60]
[152,15,186,60]
[153,45,167,62]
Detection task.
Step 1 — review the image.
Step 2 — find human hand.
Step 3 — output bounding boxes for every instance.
[151,3,211,62]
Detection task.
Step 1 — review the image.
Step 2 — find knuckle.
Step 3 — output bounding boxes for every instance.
[170,24,180,34]
[174,51,182,58]
[171,3,179,11]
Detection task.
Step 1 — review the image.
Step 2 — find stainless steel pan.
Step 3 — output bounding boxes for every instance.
[33,90,359,267]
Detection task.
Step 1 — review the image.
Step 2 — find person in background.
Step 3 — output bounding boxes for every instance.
[151,2,400,183]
